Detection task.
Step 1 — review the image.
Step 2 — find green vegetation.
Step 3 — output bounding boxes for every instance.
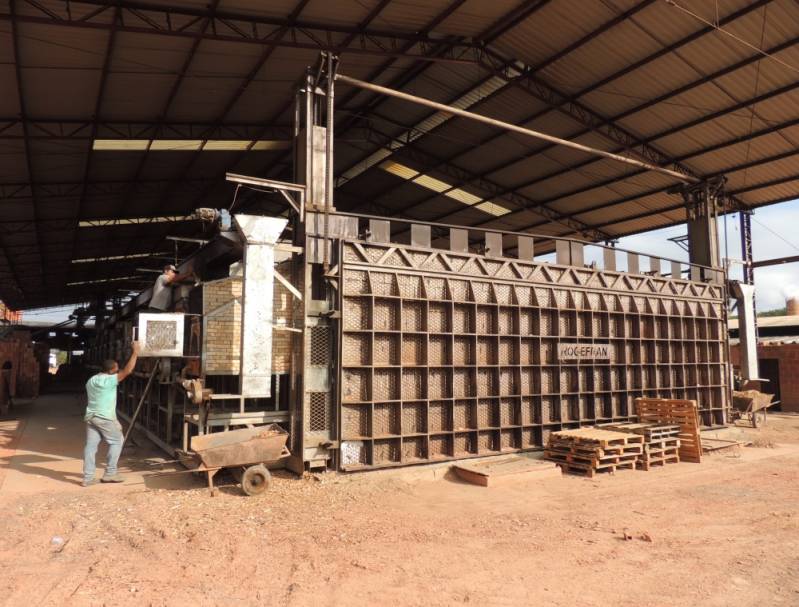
[759,307,788,317]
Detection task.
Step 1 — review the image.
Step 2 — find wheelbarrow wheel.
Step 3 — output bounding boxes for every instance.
[752,409,767,428]
[241,464,271,496]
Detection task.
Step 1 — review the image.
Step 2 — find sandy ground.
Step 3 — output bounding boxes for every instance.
[1,393,799,606]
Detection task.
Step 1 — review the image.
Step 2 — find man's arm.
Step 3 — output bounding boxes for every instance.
[170,269,196,283]
[117,341,140,382]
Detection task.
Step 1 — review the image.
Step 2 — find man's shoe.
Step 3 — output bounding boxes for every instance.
[81,479,98,487]
[100,474,124,483]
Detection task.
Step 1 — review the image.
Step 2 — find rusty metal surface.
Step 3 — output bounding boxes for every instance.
[191,424,289,469]
[338,240,728,471]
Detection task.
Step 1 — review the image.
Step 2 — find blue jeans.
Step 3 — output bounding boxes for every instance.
[83,416,123,481]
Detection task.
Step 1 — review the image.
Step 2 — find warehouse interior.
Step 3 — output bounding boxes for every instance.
[2,0,799,476]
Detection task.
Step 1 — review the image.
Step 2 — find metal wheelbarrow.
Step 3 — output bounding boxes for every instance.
[180,424,290,496]
[731,390,776,428]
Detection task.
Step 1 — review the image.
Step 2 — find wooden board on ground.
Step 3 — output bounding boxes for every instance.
[452,455,561,487]
[635,398,702,463]
[701,437,750,453]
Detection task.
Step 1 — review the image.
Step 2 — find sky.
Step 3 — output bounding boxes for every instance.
[612,198,799,311]
[16,198,799,326]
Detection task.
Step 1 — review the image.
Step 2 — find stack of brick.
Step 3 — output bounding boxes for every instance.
[201,264,295,376]
[202,277,243,375]
[0,301,21,322]
[0,330,41,407]
[272,261,295,374]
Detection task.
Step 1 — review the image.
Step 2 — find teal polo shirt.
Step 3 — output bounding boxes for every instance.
[85,373,119,421]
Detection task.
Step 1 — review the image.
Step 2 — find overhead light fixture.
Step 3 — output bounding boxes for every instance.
[92,139,290,151]
[380,160,511,217]
[67,275,142,286]
[79,215,193,228]
[71,251,169,263]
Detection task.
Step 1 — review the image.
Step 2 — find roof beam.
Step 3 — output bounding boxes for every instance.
[339,0,658,211]
[432,1,777,209]
[99,0,222,284]
[479,0,552,44]
[333,1,558,188]
[0,118,291,141]
[321,0,478,183]
[544,147,799,238]
[498,114,799,234]
[362,126,611,240]
[188,0,462,207]
[65,5,120,284]
[0,1,482,64]
[343,0,771,227]
[6,0,42,304]
[477,47,700,180]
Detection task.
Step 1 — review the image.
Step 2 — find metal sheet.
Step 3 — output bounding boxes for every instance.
[450,228,468,252]
[137,313,184,357]
[517,236,534,261]
[411,224,431,248]
[368,219,390,243]
[731,281,759,381]
[650,257,661,276]
[234,214,288,398]
[627,252,640,274]
[338,240,729,470]
[485,232,503,258]
[603,248,617,271]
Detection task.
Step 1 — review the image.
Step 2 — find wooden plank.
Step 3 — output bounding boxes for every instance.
[452,455,561,486]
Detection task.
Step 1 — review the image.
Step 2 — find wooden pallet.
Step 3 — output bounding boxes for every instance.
[645,437,681,452]
[637,451,680,471]
[545,427,642,477]
[600,422,681,441]
[549,427,645,448]
[556,460,636,478]
[545,449,639,466]
[547,441,643,458]
[635,398,702,463]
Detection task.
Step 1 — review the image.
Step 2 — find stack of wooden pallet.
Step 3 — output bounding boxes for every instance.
[545,427,644,477]
[600,422,681,470]
[635,398,702,463]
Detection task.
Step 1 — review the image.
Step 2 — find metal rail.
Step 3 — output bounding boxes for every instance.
[335,72,699,185]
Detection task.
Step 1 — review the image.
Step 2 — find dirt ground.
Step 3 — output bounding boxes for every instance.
[1,395,799,606]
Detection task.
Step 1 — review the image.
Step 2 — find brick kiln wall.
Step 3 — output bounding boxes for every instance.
[202,266,294,376]
[730,342,799,412]
[0,330,41,402]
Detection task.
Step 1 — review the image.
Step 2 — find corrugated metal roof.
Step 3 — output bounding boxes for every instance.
[3,0,799,307]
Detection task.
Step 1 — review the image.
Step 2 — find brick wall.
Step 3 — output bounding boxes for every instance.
[272,264,294,374]
[202,267,294,376]
[202,278,242,375]
[0,330,41,405]
[730,342,799,412]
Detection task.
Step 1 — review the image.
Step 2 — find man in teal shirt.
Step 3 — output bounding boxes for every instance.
[83,342,140,486]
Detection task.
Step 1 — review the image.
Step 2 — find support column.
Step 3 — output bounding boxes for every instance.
[679,177,726,283]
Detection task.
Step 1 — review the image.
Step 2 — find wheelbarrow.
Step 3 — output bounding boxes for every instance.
[731,390,776,428]
[178,424,290,496]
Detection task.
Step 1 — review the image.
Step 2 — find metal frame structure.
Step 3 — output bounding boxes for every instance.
[77,46,742,475]
[335,221,728,470]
